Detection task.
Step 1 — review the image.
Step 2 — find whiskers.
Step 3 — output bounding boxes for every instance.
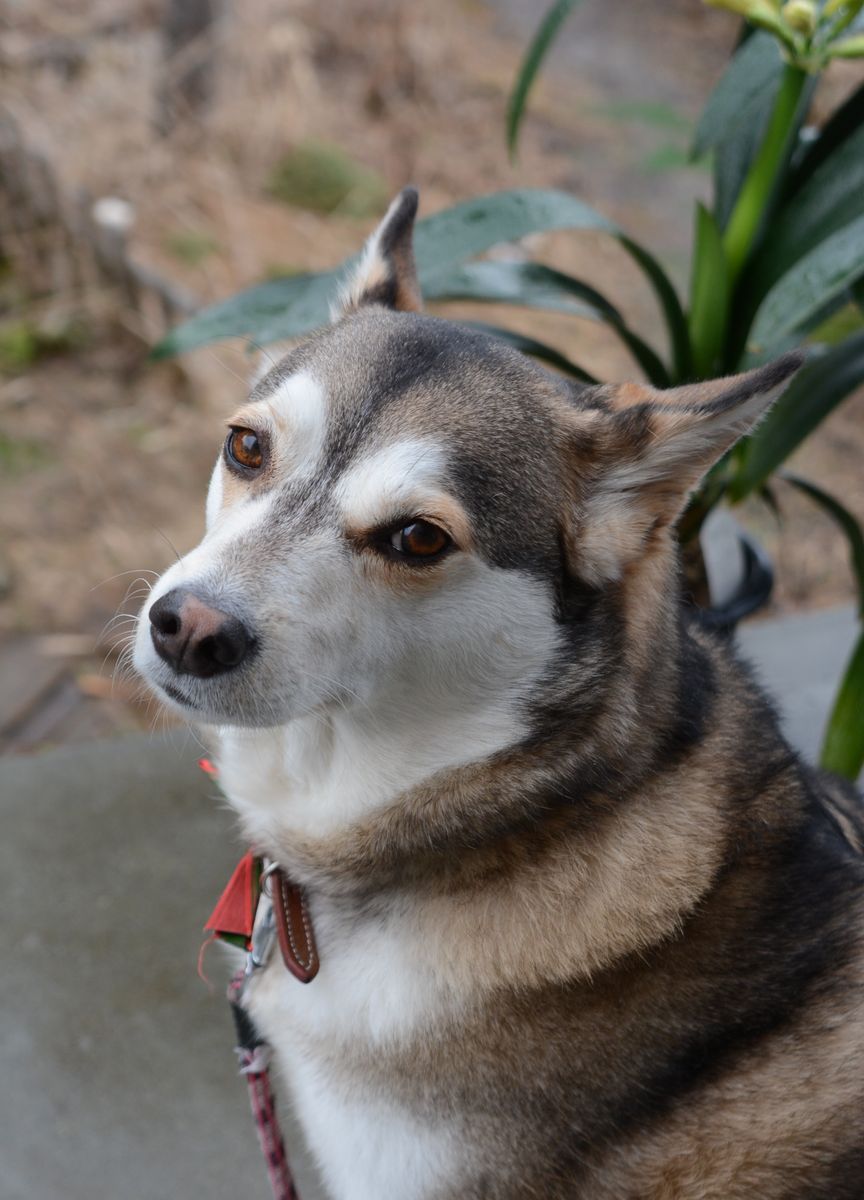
[94,571,156,703]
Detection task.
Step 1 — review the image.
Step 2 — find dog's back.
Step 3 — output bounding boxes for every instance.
[136,190,864,1199]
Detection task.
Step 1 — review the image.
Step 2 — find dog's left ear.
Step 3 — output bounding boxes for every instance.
[563,352,805,584]
[335,186,422,318]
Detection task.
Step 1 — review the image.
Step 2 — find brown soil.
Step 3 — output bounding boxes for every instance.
[0,0,862,747]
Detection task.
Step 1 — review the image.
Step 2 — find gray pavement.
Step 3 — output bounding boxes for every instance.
[0,733,325,1200]
[0,607,860,1199]
[737,605,860,772]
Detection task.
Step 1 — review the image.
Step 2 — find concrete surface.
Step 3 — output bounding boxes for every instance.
[0,732,326,1200]
[737,605,860,773]
[0,607,860,1199]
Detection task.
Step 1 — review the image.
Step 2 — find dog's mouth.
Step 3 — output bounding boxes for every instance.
[159,678,200,709]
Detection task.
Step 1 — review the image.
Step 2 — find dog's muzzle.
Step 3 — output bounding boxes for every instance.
[148,588,254,678]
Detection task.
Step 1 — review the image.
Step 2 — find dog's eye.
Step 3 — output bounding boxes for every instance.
[225,427,263,471]
[390,520,451,559]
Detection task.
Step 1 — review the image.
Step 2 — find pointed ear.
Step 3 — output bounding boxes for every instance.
[564,353,805,584]
[334,186,422,319]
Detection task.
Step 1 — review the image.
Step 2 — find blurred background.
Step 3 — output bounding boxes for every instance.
[0,0,862,753]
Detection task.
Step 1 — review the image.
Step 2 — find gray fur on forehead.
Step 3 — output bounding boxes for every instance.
[257,309,572,571]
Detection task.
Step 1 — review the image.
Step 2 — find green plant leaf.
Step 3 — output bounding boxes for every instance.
[688,203,730,378]
[730,331,864,498]
[413,190,617,275]
[506,0,584,160]
[151,270,339,359]
[713,92,771,232]
[785,79,864,194]
[821,627,864,779]
[154,190,689,373]
[827,33,864,57]
[749,213,864,350]
[461,321,598,382]
[779,470,864,780]
[618,236,692,381]
[781,474,864,615]
[692,31,783,159]
[424,260,670,385]
[750,122,864,296]
[424,260,618,319]
[807,300,864,346]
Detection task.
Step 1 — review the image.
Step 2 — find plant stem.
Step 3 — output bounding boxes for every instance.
[722,63,808,282]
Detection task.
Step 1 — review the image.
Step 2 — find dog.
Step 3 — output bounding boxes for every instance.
[134,187,864,1199]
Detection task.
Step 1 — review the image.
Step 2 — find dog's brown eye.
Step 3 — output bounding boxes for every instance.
[226,427,263,471]
[390,520,451,559]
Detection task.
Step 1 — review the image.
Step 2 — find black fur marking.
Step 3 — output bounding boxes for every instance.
[558,799,860,1166]
[696,351,805,415]
[796,1143,864,1199]
[658,619,717,762]
[376,186,418,258]
[362,276,399,311]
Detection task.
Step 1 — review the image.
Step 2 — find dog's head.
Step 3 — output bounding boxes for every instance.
[134,188,801,738]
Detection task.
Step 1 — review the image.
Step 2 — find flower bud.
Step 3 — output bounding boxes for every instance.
[704,0,770,15]
[781,0,818,33]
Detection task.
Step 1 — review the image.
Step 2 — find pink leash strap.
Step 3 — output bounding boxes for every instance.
[228,971,301,1200]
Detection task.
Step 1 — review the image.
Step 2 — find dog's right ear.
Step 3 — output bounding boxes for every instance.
[334,186,422,319]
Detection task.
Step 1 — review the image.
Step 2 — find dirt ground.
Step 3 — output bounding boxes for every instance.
[0,0,862,747]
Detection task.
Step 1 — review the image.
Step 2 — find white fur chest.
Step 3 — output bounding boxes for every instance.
[244,894,466,1200]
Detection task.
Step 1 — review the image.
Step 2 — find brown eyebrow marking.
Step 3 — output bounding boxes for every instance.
[226,403,273,430]
[344,494,476,555]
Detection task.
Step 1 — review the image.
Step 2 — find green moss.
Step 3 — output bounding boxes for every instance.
[164,229,220,266]
[0,323,39,370]
[267,140,388,218]
[0,432,51,476]
[0,317,88,373]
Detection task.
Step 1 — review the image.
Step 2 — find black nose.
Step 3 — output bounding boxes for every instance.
[149,588,253,678]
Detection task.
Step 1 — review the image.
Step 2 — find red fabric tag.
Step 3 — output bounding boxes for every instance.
[204,852,258,940]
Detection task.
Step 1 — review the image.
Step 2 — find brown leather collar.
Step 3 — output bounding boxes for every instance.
[270,867,319,983]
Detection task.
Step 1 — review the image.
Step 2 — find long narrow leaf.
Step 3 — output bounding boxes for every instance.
[749,213,864,351]
[821,628,864,780]
[423,261,619,319]
[151,270,338,359]
[730,331,864,498]
[462,321,597,382]
[785,79,864,194]
[781,473,864,615]
[692,32,783,159]
[425,260,670,385]
[750,123,864,297]
[413,190,618,275]
[507,0,583,160]
[618,236,692,381]
[688,203,729,378]
[712,86,776,232]
[698,32,804,240]
[155,190,689,374]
